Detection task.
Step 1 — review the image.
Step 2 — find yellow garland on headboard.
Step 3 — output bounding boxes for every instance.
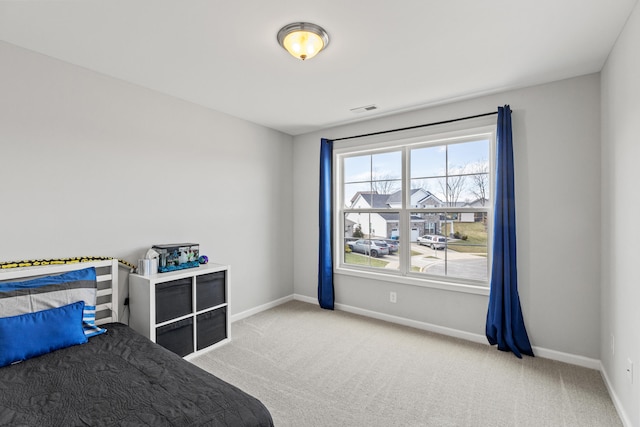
[0,256,136,270]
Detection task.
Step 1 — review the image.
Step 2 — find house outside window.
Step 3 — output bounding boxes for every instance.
[335,125,496,291]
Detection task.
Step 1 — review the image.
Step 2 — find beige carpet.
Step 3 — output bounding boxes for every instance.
[191,300,621,427]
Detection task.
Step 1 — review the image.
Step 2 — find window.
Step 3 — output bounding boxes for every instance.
[335,125,495,290]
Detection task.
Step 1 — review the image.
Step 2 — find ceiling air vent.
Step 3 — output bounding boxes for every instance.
[350,104,378,114]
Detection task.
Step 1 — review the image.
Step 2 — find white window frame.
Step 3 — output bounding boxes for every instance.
[334,122,496,295]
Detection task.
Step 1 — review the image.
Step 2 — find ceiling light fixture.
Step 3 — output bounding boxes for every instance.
[277,22,329,61]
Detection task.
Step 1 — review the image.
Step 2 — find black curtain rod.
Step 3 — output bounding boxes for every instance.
[331,111,498,142]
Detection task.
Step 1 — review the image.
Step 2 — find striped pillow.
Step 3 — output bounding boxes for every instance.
[0,267,106,338]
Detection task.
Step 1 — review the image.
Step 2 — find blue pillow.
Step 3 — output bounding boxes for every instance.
[0,301,88,367]
[0,267,106,338]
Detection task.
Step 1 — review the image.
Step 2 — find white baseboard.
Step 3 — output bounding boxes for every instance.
[293,294,486,344]
[240,294,603,370]
[292,294,316,305]
[336,300,487,345]
[531,346,600,370]
[293,294,602,370]
[230,295,293,323]
[600,362,633,427]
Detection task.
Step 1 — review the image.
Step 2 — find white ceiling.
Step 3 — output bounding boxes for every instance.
[0,1,637,135]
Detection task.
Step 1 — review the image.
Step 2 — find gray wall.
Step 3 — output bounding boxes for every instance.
[0,41,295,317]
[601,1,640,424]
[293,74,602,360]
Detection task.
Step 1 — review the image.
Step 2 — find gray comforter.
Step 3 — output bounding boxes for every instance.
[0,323,273,426]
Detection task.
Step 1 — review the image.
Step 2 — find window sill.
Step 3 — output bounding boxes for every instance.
[335,266,490,296]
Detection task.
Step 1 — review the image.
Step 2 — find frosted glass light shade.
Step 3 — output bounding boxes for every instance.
[277,22,329,61]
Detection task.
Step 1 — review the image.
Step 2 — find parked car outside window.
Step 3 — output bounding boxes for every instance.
[384,239,398,254]
[417,235,447,250]
[347,239,390,258]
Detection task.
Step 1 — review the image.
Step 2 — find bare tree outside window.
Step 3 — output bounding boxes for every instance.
[469,162,489,205]
[438,172,467,207]
[371,170,401,195]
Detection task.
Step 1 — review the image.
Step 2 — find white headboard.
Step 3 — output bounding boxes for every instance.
[0,259,119,324]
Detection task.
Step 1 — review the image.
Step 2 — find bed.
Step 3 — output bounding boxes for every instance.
[0,260,273,426]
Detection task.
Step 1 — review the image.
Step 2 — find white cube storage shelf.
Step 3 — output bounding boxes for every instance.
[129,263,230,358]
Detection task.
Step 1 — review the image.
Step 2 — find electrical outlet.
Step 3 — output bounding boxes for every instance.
[389,291,397,303]
[627,359,633,384]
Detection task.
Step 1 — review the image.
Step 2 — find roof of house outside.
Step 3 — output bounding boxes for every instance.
[356,193,392,209]
[350,191,378,204]
[351,189,488,210]
[385,188,422,205]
